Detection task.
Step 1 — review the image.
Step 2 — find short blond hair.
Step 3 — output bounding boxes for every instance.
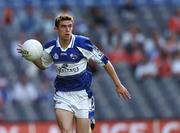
[55,14,74,27]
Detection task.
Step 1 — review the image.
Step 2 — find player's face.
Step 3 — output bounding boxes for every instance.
[55,20,73,41]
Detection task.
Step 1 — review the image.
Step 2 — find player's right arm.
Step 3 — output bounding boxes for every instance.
[31,50,53,70]
[32,58,45,70]
[17,44,53,70]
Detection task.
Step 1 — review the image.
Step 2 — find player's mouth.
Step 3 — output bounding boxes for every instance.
[65,34,71,37]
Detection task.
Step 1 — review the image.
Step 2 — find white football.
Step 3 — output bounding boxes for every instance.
[22,39,43,61]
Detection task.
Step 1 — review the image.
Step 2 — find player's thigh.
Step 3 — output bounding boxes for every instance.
[76,118,91,133]
[55,109,74,132]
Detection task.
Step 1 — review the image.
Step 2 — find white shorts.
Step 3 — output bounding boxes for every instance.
[54,90,95,118]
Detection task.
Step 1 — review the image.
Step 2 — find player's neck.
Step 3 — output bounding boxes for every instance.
[59,37,72,49]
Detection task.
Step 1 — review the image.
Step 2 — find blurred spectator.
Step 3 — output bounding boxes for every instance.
[143,31,166,60]
[120,0,137,21]
[105,26,122,52]
[32,29,47,45]
[107,26,144,66]
[127,44,144,69]
[3,7,13,25]
[57,5,74,17]
[168,9,180,34]
[19,4,42,35]
[155,49,172,77]
[74,18,90,35]
[135,52,158,80]
[165,32,180,55]
[88,6,108,27]
[1,7,19,42]
[12,73,38,104]
[122,24,145,54]
[41,12,55,39]
[171,50,180,78]
[88,23,105,51]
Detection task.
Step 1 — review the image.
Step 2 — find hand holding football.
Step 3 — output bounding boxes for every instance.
[21,39,43,61]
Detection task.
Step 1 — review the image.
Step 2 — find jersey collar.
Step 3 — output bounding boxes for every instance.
[56,34,75,51]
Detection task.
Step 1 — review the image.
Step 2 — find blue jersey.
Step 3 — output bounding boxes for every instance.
[41,35,108,97]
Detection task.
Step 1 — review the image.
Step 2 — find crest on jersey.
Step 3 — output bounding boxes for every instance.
[53,53,59,59]
[70,53,78,60]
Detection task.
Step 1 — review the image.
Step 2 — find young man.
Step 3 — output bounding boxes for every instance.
[18,14,131,133]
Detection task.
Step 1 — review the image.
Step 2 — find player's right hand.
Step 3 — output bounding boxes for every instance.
[17,44,32,61]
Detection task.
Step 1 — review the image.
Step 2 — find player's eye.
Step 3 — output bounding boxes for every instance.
[61,25,66,28]
[68,24,72,28]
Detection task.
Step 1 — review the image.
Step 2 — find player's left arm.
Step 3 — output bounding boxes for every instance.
[77,38,131,100]
[104,61,131,100]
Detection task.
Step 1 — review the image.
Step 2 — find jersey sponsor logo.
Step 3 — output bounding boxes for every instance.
[61,64,68,68]
[57,64,79,73]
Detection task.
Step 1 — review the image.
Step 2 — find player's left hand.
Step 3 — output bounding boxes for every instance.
[116,85,131,100]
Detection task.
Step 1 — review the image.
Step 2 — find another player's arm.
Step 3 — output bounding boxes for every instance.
[104,61,131,100]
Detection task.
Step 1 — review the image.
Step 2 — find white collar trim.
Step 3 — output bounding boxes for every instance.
[56,34,75,51]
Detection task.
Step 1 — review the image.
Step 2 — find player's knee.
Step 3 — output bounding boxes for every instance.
[58,124,72,133]
[60,127,72,133]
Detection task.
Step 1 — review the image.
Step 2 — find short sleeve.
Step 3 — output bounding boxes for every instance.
[41,41,56,68]
[41,50,53,68]
[77,39,108,66]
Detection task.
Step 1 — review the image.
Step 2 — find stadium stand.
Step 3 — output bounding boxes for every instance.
[0,0,179,122]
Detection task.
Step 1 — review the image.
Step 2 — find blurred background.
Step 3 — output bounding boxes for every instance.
[0,0,180,133]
